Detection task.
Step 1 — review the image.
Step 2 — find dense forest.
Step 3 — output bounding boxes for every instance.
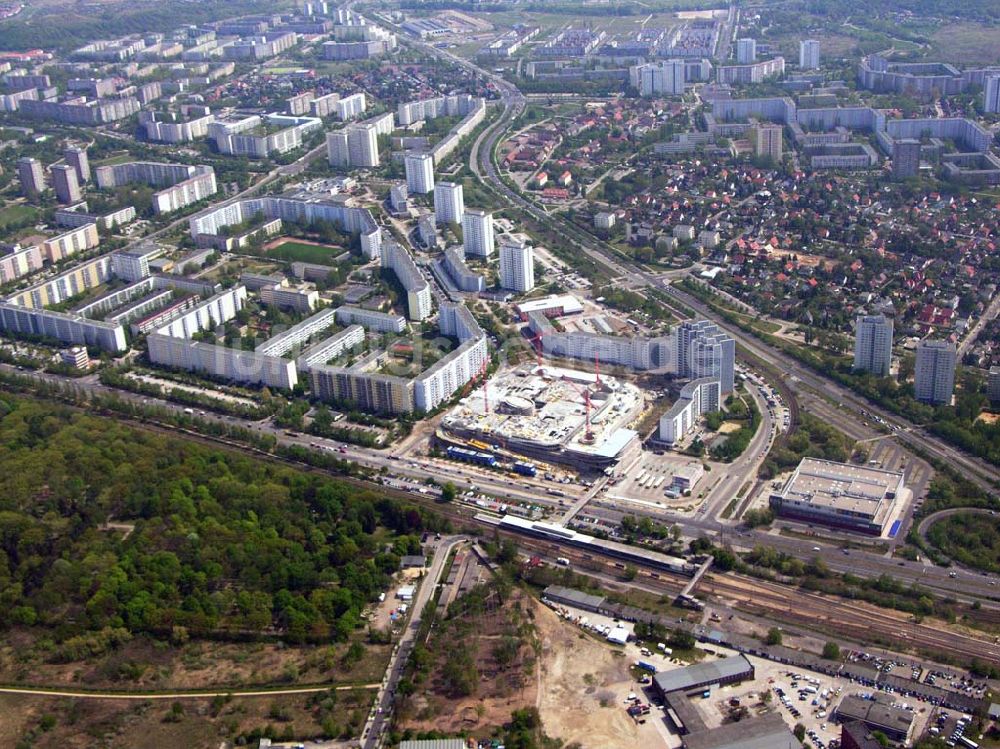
[926,512,1000,573]
[0,396,441,646]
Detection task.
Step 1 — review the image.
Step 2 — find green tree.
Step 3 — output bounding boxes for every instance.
[765,627,782,646]
[441,481,457,502]
[822,641,841,660]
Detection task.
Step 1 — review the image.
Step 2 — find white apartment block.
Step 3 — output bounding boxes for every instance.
[442,246,485,292]
[41,223,100,263]
[334,305,407,333]
[141,111,216,143]
[259,284,319,312]
[327,123,380,167]
[630,60,685,96]
[209,113,321,158]
[736,38,756,64]
[310,92,341,118]
[296,324,365,372]
[0,303,126,352]
[18,157,46,196]
[153,169,218,214]
[676,319,735,394]
[396,94,483,127]
[462,208,494,257]
[984,75,1000,114]
[334,92,367,120]
[499,238,534,293]
[0,245,43,284]
[914,340,956,405]
[287,91,315,116]
[65,146,90,183]
[433,181,464,225]
[799,39,821,70]
[659,377,721,444]
[189,194,382,260]
[257,307,338,358]
[853,314,893,377]
[528,311,672,371]
[51,164,82,204]
[405,151,435,194]
[381,240,432,321]
[146,285,298,390]
[413,303,488,412]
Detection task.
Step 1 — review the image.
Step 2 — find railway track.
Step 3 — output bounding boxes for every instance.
[700,574,1000,666]
[496,526,1000,667]
[57,404,1000,668]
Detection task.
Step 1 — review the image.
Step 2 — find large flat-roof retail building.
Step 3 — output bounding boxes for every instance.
[768,457,905,535]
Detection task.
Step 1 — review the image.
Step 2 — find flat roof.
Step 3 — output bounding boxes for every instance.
[683,712,798,749]
[515,294,584,316]
[399,741,467,749]
[772,457,904,518]
[653,654,753,695]
[836,695,914,734]
[543,584,606,611]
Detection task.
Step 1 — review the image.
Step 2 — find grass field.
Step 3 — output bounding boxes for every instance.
[0,203,39,231]
[267,240,347,265]
[930,23,1000,64]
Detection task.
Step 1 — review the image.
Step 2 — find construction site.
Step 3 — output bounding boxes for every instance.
[439,363,645,472]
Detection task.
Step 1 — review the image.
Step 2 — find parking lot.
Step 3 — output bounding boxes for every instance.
[604,453,710,512]
[538,598,990,749]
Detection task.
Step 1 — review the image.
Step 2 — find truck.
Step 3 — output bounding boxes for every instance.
[636,661,658,674]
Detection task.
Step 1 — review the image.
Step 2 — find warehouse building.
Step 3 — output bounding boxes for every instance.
[682,712,798,749]
[768,457,905,535]
[541,585,606,614]
[652,655,755,701]
[835,695,914,743]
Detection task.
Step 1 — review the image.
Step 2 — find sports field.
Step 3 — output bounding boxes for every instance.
[265,239,346,265]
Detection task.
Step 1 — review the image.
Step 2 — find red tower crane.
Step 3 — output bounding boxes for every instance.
[560,374,595,443]
[480,358,490,413]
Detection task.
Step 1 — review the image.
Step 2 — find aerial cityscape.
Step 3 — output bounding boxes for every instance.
[0,0,998,747]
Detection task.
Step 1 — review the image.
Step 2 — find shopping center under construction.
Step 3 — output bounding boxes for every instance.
[439,364,644,471]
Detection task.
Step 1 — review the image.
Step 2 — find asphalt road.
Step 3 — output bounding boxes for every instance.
[433,42,999,496]
[361,534,466,749]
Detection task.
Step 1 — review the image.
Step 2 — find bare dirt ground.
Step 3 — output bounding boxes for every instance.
[534,602,652,749]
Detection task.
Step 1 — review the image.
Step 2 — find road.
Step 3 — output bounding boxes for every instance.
[8,352,998,610]
[361,534,466,749]
[958,291,1000,358]
[449,47,1000,494]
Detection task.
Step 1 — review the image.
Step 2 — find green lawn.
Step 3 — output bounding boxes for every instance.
[0,203,39,231]
[267,240,347,265]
